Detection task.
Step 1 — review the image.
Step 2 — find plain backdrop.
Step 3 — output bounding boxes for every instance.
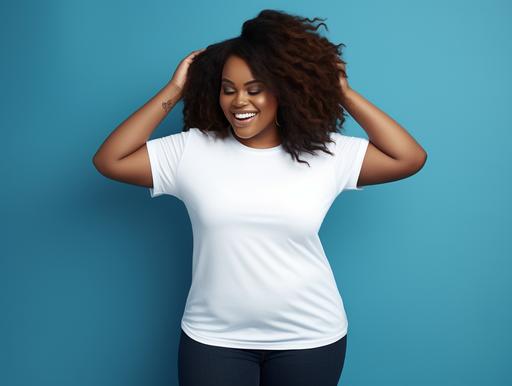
[1,0,510,385]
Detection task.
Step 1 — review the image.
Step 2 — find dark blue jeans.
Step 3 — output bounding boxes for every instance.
[178,328,347,386]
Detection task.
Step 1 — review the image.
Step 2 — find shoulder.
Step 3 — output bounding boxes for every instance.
[330,131,367,145]
[330,132,369,152]
[187,127,216,140]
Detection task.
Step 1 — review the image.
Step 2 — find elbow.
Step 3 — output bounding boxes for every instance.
[92,154,109,176]
[92,155,101,171]
[410,151,427,173]
[418,151,428,168]
[92,156,120,180]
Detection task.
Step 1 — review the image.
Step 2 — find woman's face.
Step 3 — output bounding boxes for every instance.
[219,55,280,148]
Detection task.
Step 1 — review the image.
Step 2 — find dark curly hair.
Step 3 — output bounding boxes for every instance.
[181,9,349,166]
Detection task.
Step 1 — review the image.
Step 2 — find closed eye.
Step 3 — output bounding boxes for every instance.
[223,90,261,95]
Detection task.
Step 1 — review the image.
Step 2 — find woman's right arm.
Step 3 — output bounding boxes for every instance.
[92,48,205,188]
[92,80,182,188]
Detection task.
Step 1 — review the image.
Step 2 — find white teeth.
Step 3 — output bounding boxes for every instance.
[234,112,257,119]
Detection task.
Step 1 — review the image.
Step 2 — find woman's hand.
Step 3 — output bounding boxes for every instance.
[170,48,206,90]
[335,59,351,99]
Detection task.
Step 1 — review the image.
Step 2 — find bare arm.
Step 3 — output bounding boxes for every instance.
[92,48,205,188]
[92,80,182,167]
[342,88,427,189]
[335,60,427,189]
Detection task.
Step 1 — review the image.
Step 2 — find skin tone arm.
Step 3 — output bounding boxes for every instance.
[92,49,205,187]
[336,61,428,188]
[93,80,182,165]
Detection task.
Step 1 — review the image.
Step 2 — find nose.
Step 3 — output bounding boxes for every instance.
[231,92,250,107]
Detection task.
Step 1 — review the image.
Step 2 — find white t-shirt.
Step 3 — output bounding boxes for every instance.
[146,127,369,349]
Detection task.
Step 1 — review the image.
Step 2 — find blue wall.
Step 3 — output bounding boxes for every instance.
[2,0,510,385]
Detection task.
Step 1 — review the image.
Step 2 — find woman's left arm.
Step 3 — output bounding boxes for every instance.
[337,62,428,188]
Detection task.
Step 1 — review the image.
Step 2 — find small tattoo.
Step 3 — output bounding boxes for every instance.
[162,96,179,112]
[161,85,182,112]
[162,101,172,112]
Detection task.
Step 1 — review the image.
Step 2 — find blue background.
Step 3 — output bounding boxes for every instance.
[2,0,510,385]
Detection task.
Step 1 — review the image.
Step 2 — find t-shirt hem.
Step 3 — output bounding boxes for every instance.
[180,321,347,350]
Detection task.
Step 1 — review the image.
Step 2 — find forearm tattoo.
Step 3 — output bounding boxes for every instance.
[161,84,182,113]
[162,94,180,113]
[162,100,173,113]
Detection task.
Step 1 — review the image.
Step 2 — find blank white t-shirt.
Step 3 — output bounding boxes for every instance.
[146,127,369,349]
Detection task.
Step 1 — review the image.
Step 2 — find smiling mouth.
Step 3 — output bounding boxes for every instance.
[232,112,259,125]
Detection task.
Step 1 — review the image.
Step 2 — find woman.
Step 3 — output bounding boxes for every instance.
[93,9,427,386]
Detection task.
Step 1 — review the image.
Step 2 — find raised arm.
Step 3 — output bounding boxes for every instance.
[336,60,427,189]
[92,48,205,188]
[92,80,182,187]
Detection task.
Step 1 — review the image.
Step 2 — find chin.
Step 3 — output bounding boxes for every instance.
[233,127,257,137]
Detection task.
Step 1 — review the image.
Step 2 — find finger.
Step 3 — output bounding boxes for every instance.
[191,49,205,58]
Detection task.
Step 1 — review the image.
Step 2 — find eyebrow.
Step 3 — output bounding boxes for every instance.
[221,78,263,86]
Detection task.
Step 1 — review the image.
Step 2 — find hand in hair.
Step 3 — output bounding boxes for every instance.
[336,59,351,98]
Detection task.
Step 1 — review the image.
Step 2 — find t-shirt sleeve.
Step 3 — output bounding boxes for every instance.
[146,130,191,199]
[333,133,370,194]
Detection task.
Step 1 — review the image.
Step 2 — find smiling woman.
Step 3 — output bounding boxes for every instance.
[93,7,425,386]
[219,56,281,148]
[180,9,351,166]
